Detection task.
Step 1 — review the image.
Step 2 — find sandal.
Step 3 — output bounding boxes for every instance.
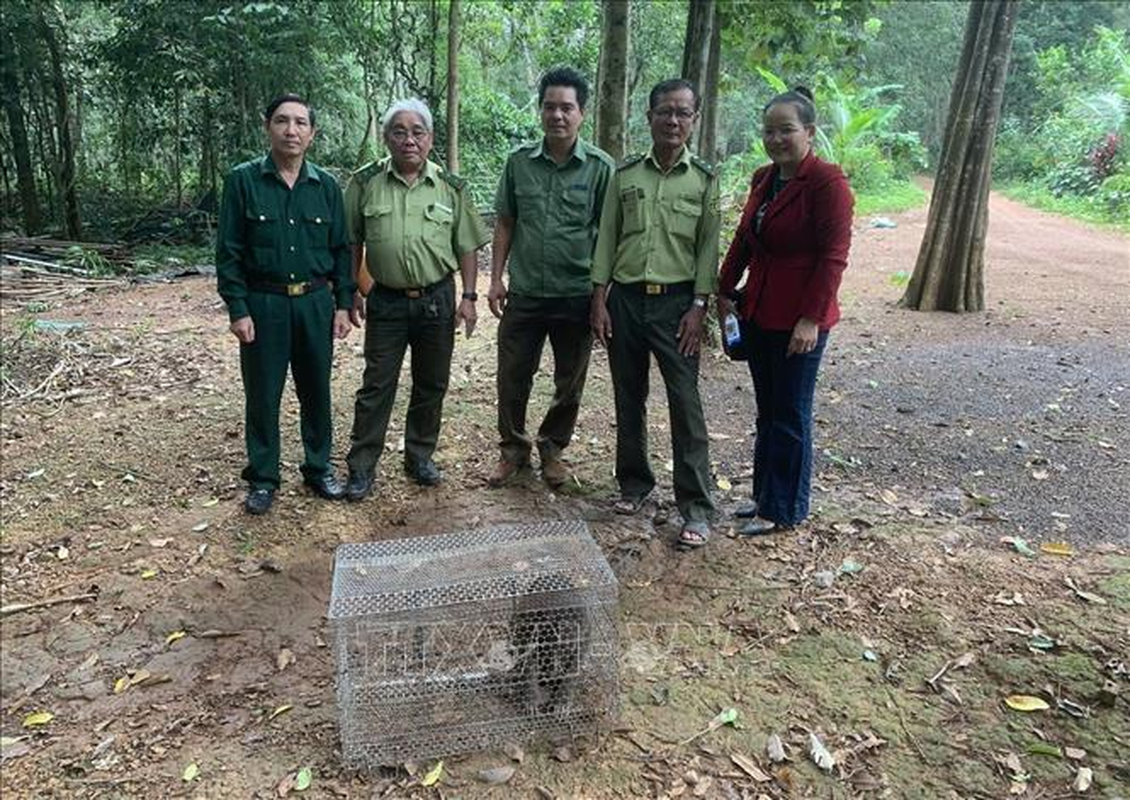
[614,491,651,515]
[677,521,711,550]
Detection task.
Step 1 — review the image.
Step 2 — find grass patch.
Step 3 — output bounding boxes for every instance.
[998,182,1130,232]
[131,243,215,271]
[855,179,928,216]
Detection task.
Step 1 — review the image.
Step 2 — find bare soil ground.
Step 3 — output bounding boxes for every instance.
[1,192,1128,799]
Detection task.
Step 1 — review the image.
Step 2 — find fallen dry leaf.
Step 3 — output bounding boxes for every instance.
[477,766,515,785]
[808,733,834,771]
[276,648,295,672]
[731,753,772,782]
[1064,746,1086,761]
[268,704,293,722]
[21,711,53,728]
[766,734,787,763]
[1004,694,1050,712]
[1072,766,1093,792]
[421,760,443,786]
[953,652,976,669]
[1040,542,1073,556]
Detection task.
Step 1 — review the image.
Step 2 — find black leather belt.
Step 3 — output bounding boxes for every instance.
[618,280,694,296]
[372,275,452,299]
[249,276,328,297]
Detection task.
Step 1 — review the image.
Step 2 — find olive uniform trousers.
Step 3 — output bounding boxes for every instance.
[239,287,336,490]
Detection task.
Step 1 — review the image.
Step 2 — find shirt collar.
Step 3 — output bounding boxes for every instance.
[644,144,691,173]
[383,157,439,187]
[530,137,586,165]
[261,153,319,183]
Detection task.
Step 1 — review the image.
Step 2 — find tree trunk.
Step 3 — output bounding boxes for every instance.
[0,30,42,233]
[38,4,81,239]
[445,0,460,173]
[596,0,630,161]
[680,0,713,94]
[900,0,1020,313]
[173,83,184,207]
[698,3,721,162]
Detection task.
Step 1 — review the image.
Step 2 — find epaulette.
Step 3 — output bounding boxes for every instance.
[617,153,645,171]
[510,141,537,154]
[439,169,466,191]
[350,160,381,185]
[691,154,716,177]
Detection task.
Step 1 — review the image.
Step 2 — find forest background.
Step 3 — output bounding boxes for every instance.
[0,0,1128,262]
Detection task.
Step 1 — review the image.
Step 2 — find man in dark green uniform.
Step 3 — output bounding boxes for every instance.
[343,99,490,500]
[591,79,720,550]
[216,94,355,515]
[487,66,614,489]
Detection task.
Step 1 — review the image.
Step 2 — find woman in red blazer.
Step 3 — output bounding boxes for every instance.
[717,86,854,534]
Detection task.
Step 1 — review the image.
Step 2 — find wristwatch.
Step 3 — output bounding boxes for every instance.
[462,291,478,301]
[692,297,707,309]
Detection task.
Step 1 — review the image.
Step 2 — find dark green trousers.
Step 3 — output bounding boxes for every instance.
[496,294,593,465]
[606,284,714,523]
[347,279,455,475]
[240,287,335,490]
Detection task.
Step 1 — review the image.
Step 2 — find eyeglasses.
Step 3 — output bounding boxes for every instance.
[651,107,696,121]
[389,127,430,142]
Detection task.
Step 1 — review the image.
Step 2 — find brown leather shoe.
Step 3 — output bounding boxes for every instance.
[541,456,569,488]
[488,459,526,488]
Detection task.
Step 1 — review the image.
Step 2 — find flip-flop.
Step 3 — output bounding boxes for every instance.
[677,521,711,550]
[734,502,759,519]
[614,492,651,515]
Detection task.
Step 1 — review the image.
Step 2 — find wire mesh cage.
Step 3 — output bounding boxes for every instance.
[328,520,620,769]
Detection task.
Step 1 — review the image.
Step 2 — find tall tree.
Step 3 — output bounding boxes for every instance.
[0,20,42,233]
[680,0,714,93]
[446,0,460,172]
[901,0,1021,312]
[37,2,80,239]
[697,4,721,162]
[597,0,630,160]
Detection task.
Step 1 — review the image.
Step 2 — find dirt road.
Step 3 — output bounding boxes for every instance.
[1,192,1127,797]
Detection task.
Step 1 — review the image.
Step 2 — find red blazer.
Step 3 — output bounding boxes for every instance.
[718,152,853,331]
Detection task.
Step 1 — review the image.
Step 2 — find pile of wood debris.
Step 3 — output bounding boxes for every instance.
[0,236,128,305]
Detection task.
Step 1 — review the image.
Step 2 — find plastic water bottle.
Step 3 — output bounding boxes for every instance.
[723,313,742,350]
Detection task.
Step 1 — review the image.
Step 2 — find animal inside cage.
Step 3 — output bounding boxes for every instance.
[328,520,620,769]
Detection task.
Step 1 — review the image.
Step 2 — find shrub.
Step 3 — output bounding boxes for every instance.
[1098,171,1130,217]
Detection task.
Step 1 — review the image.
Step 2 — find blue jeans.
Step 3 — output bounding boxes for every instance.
[745,322,828,526]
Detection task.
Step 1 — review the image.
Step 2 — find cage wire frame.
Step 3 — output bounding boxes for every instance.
[328,520,621,768]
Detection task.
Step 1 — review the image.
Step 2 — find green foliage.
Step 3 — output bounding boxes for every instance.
[999,182,1130,231]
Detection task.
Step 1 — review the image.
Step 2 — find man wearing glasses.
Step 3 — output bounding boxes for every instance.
[487,66,614,490]
[342,98,489,500]
[590,79,720,550]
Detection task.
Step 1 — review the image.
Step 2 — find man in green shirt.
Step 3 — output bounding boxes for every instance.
[591,79,720,550]
[343,99,490,500]
[488,66,614,489]
[216,94,355,515]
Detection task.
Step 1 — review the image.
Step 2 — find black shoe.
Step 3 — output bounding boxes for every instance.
[735,501,759,519]
[345,471,374,502]
[406,459,442,486]
[305,473,346,500]
[244,488,275,515]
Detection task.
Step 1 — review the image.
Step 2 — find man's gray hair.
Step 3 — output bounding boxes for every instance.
[381,99,433,137]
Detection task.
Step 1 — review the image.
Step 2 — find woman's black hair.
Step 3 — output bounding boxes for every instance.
[763,85,816,125]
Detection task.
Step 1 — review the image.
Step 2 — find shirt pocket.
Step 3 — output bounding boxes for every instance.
[245,208,278,248]
[667,196,701,241]
[559,187,590,228]
[423,202,454,250]
[363,200,393,242]
[515,187,545,223]
[302,209,331,250]
[620,185,646,234]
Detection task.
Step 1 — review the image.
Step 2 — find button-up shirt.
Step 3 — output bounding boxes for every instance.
[216,154,354,321]
[592,146,720,296]
[344,158,489,289]
[494,138,614,297]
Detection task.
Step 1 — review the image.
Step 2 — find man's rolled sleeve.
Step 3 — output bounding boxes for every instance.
[591,172,621,286]
[693,174,721,296]
[216,172,250,322]
[453,188,491,256]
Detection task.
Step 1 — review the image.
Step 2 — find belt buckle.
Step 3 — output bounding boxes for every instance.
[286,282,305,297]
[405,289,423,299]
[645,283,663,296]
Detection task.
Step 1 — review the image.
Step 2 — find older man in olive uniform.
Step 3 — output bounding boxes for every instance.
[591,79,720,550]
[343,98,490,500]
[216,94,354,516]
[487,66,614,489]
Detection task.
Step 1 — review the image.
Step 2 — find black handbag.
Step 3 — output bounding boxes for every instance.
[722,289,749,362]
